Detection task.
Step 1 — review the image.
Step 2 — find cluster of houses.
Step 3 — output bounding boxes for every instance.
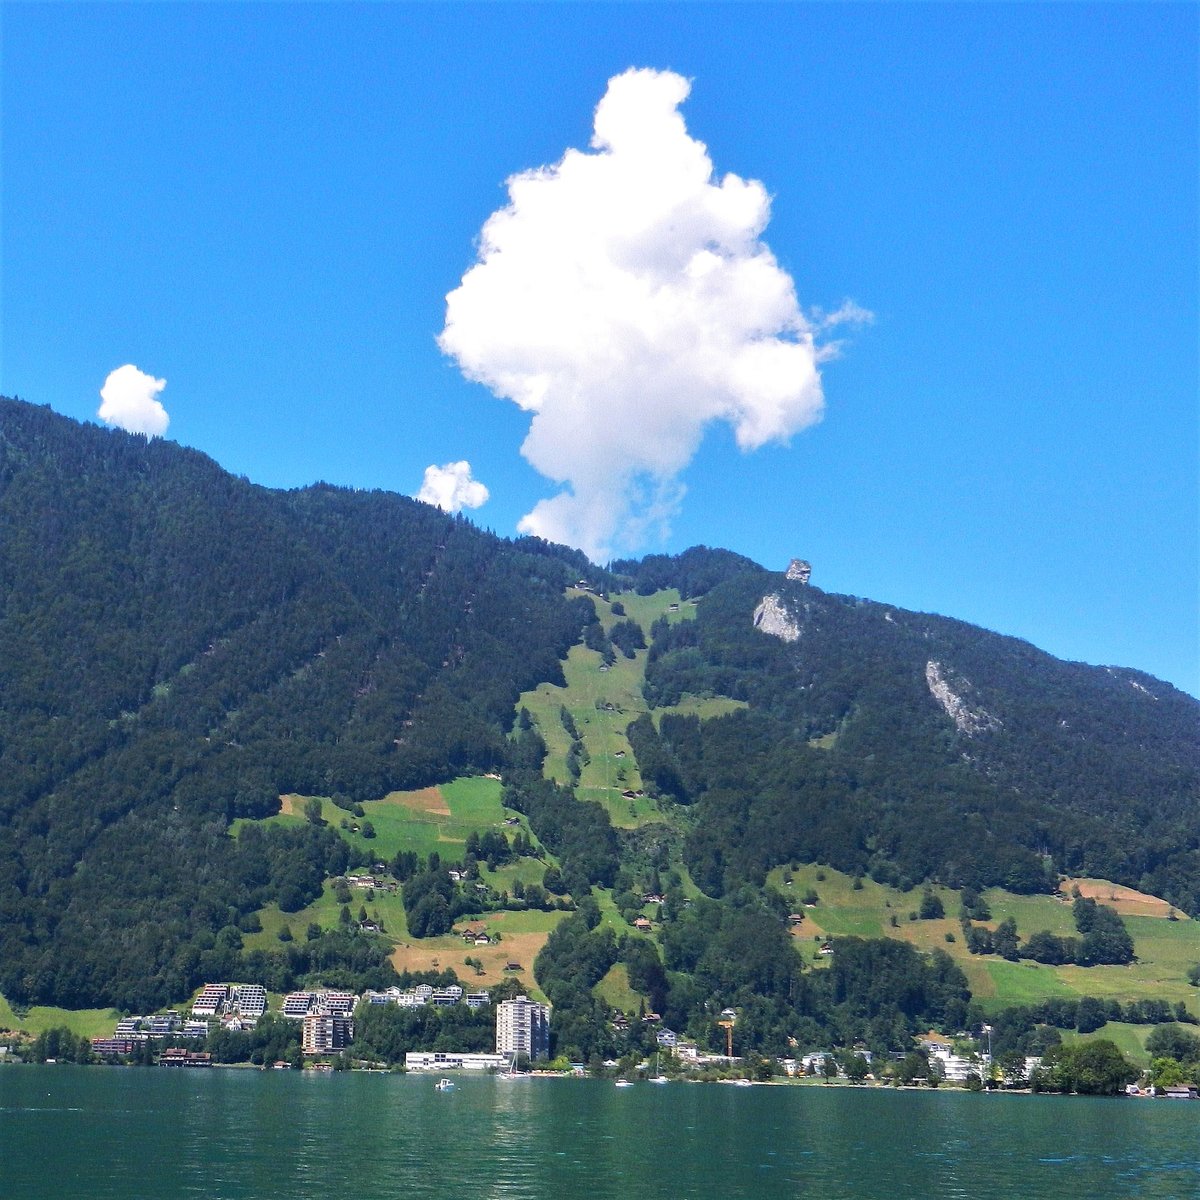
[90,984,366,1059]
[91,1010,211,1056]
[276,990,358,1053]
[279,989,356,1019]
[361,984,491,1010]
[91,990,269,1055]
[917,1032,998,1083]
[89,980,500,1063]
[787,1034,1007,1083]
[457,926,496,946]
[86,978,1196,1094]
[345,872,397,892]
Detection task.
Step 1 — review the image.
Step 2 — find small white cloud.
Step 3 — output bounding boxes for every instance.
[97,364,170,437]
[813,299,875,331]
[439,67,868,561]
[417,461,490,512]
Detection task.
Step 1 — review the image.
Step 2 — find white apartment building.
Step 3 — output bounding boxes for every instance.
[496,995,550,1061]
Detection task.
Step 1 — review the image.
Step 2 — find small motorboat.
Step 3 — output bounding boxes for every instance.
[435,1077,455,1091]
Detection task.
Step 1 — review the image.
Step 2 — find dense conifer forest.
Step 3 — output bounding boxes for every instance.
[1,395,1197,1030]
[634,567,1200,911]
[0,399,600,1006]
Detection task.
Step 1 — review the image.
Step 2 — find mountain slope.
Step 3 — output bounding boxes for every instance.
[0,396,1196,1018]
[0,398,598,1005]
[634,563,1200,911]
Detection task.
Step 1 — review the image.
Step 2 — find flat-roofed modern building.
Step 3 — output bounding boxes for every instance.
[232,984,267,1018]
[496,995,550,1061]
[281,991,316,1019]
[405,1051,508,1072]
[192,983,229,1018]
[301,1014,353,1055]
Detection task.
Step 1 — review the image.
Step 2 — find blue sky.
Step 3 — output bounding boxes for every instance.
[2,3,1196,697]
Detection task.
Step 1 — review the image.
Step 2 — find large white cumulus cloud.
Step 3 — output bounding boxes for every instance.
[440,68,864,561]
[97,364,170,437]
[417,461,490,512]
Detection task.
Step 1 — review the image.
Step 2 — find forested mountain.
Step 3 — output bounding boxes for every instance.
[0,395,1196,1017]
[634,562,1200,912]
[0,398,600,1006]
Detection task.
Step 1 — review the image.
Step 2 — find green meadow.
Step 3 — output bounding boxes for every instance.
[766,863,1199,1024]
[519,588,743,829]
[0,998,122,1039]
[1059,1021,1159,1061]
[389,906,565,1000]
[245,877,413,948]
[594,963,642,1013]
[258,775,519,864]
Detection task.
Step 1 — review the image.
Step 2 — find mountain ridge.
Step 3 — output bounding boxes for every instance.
[1,395,1196,1019]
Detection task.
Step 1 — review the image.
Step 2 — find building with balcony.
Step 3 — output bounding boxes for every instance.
[496,995,550,1061]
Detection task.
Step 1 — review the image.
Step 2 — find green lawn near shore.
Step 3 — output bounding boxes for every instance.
[0,997,123,1039]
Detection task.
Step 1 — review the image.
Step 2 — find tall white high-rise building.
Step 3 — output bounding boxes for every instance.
[496,994,550,1061]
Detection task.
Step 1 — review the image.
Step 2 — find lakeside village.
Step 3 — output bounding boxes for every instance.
[5,976,1197,1099]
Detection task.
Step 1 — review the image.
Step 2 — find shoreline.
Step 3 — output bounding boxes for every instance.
[7,1058,1187,1099]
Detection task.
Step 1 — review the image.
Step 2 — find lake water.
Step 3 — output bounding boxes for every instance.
[1,1067,1196,1199]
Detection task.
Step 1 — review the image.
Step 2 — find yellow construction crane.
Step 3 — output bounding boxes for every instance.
[717,1008,736,1058]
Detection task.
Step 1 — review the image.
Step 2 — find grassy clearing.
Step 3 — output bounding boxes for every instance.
[251,882,566,1000]
[388,907,565,999]
[593,886,638,937]
[259,777,517,864]
[974,959,1078,1007]
[1060,1021,1157,1062]
[658,694,747,723]
[520,588,744,830]
[479,858,557,894]
[769,863,958,941]
[594,963,645,1013]
[281,776,515,863]
[983,890,1078,938]
[519,598,653,829]
[0,997,123,1038]
[599,588,698,632]
[769,863,1199,1016]
[244,878,413,951]
[239,775,563,979]
[1052,915,1200,1017]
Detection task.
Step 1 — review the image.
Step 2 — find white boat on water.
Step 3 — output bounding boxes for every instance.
[614,1078,634,1088]
[497,1052,528,1079]
[435,1078,455,1091]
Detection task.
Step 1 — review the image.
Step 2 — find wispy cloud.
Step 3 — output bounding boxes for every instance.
[417,461,490,512]
[97,364,170,437]
[439,68,868,561]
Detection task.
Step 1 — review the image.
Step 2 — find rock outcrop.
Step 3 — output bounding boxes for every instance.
[925,661,1001,736]
[753,594,800,642]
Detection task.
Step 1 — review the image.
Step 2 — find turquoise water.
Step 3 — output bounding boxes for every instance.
[0,1067,1196,1199]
